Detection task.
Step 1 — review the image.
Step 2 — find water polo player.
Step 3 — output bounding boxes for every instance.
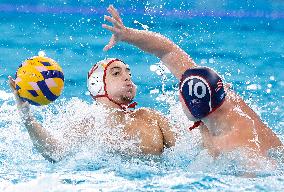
[103,5,283,158]
[9,56,176,162]
[86,58,176,154]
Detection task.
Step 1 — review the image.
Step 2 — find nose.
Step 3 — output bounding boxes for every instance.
[123,71,131,81]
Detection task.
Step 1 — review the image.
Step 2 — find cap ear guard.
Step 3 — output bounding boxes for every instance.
[87,62,106,98]
[179,67,226,119]
[87,70,105,97]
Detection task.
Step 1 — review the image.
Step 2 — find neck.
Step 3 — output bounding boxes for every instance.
[96,96,137,116]
[202,98,232,136]
[96,97,128,125]
[96,97,124,110]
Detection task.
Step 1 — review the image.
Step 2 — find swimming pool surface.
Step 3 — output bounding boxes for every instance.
[0,1,284,191]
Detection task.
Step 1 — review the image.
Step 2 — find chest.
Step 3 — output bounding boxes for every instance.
[123,114,161,139]
[106,110,165,154]
[122,113,164,154]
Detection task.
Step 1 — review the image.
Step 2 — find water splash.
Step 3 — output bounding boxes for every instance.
[133,20,150,31]
[0,84,283,190]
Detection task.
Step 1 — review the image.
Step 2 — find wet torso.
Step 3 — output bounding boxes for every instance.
[106,108,165,155]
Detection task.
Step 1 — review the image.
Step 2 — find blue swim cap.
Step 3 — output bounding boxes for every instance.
[179,67,226,119]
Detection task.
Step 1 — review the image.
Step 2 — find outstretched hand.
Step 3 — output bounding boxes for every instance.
[102,5,127,51]
[8,76,30,118]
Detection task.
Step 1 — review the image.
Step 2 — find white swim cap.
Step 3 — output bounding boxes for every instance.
[87,58,122,99]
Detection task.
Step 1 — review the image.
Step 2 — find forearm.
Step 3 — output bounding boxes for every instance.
[121,28,175,58]
[121,28,196,78]
[23,115,65,162]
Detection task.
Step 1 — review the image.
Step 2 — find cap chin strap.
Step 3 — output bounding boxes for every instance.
[188,120,202,131]
[94,94,137,112]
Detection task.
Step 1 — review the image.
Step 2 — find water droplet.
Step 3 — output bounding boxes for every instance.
[38,51,46,57]
[269,76,275,81]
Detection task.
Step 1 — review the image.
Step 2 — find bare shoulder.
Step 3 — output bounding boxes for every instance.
[133,107,164,120]
[226,89,259,116]
[133,107,167,122]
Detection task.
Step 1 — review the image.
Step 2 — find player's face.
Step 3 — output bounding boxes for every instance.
[105,61,136,105]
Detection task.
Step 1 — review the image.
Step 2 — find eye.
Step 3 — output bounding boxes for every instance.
[113,71,120,76]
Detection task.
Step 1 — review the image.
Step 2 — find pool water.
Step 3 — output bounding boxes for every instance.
[0,1,284,191]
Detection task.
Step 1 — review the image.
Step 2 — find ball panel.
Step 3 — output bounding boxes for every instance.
[37,80,59,102]
[18,88,51,105]
[16,65,45,82]
[40,70,64,80]
[47,78,64,96]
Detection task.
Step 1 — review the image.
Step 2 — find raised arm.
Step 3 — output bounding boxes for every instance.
[8,76,67,162]
[102,5,197,79]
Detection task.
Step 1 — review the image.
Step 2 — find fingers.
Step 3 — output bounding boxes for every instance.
[102,24,119,33]
[104,15,122,28]
[8,76,30,114]
[103,45,112,52]
[8,76,24,104]
[107,5,123,24]
[103,5,124,52]
[8,76,16,90]
[8,76,22,103]
[8,76,18,97]
[103,35,116,51]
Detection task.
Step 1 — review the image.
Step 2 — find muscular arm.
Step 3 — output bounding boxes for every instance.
[23,115,67,162]
[9,76,67,163]
[121,28,197,79]
[103,5,197,79]
[24,114,92,163]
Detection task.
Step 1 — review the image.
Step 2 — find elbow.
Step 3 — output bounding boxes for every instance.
[157,45,176,59]
[42,154,59,163]
[41,150,67,163]
[164,140,175,148]
[47,158,58,164]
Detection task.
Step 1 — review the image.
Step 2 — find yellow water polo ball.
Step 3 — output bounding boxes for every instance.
[15,56,64,106]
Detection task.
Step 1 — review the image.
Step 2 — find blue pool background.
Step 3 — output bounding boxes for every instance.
[0,0,284,191]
